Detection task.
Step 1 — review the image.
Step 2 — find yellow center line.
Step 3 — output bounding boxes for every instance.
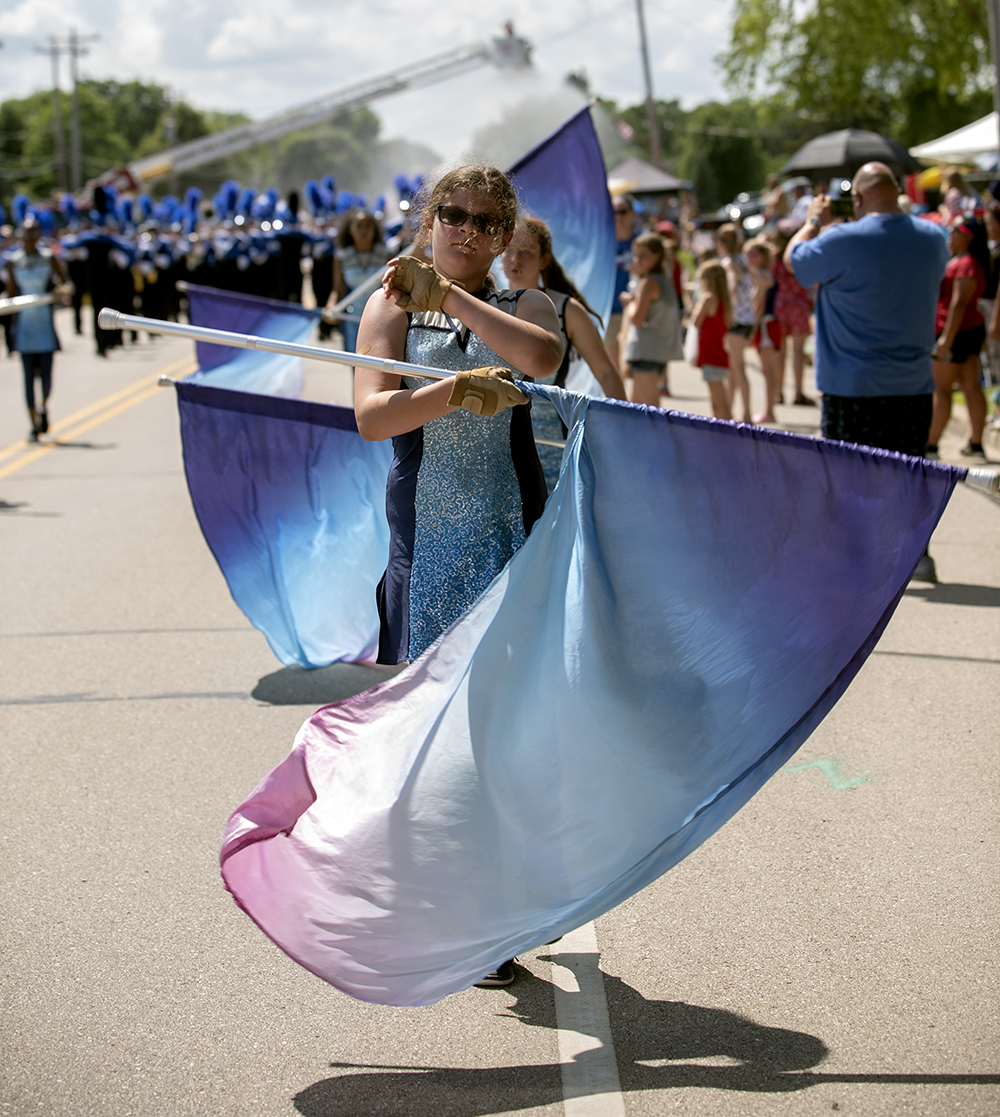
[0,354,196,466]
[0,356,197,483]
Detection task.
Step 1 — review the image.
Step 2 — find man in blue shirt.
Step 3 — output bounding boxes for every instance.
[785,162,948,449]
[784,162,949,579]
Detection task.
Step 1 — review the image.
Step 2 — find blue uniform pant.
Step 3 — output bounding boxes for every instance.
[21,351,54,411]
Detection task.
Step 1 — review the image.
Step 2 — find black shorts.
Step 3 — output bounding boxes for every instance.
[727,323,754,339]
[821,393,932,458]
[945,324,986,364]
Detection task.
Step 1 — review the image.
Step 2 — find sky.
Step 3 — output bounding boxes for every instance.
[0,0,733,161]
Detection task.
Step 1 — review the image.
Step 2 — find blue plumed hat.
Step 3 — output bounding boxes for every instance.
[213,179,241,222]
[60,193,79,224]
[12,193,30,226]
[251,188,280,222]
[183,186,202,233]
[395,174,423,214]
[116,197,135,230]
[153,195,180,226]
[236,187,256,219]
[305,179,326,217]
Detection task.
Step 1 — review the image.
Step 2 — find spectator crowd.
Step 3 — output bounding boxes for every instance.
[3,159,998,492]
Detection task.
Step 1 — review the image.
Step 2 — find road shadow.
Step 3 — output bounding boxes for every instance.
[905,582,1000,607]
[252,661,404,706]
[48,439,117,450]
[294,966,1000,1115]
[0,499,61,517]
[293,967,828,1116]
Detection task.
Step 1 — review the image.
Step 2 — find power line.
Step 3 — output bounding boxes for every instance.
[66,29,100,191]
[34,37,67,191]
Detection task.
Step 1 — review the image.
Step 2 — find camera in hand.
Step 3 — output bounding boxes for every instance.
[829,197,855,219]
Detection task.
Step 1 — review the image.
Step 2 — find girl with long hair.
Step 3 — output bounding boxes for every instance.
[927,215,990,458]
[333,208,390,352]
[501,215,626,488]
[691,259,733,420]
[766,226,815,406]
[355,166,562,990]
[618,233,683,408]
[355,164,561,660]
[716,223,758,421]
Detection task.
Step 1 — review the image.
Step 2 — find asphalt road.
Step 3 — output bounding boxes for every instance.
[1,309,997,1116]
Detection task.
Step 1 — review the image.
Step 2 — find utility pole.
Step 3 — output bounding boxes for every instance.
[66,28,99,192]
[634,0,662,168]
[988,0,1000,151]
[35,38,67,191]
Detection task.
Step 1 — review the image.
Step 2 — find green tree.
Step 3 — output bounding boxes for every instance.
[0,79,216,201]
[614,97,691,169]
[720,0,991,142]
[676,100,769,210]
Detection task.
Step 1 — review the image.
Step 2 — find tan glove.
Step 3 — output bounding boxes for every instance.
[448,366,527,417]
[390,256,453,313]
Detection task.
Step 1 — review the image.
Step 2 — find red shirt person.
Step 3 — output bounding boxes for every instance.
[927,216,990,459]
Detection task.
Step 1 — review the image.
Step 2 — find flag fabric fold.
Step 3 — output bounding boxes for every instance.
[177,381,391,666]
[220,386,962,1006]
[185,284,319,397]
[508,106,617,330]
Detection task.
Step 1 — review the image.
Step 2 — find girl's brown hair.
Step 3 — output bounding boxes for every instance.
[743,237,772,267]
[516,215,602,322]
[696,260,733,326]
[715,223,741,257]
[632,232,668,275]
[765,227,790,255]
[338,208,383,251]
[413,165,518,257]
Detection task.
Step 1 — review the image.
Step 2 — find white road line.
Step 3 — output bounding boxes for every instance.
[549,921,627,1116]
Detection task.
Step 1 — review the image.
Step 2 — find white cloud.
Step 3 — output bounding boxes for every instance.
[0,0,731,161]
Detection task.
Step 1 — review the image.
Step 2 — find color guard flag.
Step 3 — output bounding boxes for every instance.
[220,387,963,1005]
[186,283,318,397]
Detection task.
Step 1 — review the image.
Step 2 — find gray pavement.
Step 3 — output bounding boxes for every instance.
[1,309,997,1116]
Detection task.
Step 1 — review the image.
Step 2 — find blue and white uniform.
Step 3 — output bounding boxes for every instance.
[377,287,547,664]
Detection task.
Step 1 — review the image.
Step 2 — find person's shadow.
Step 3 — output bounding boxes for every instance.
[293,963,829,1116]
[293,961,1000,1115]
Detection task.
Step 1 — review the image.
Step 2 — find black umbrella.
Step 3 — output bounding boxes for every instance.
[780,129,921,181]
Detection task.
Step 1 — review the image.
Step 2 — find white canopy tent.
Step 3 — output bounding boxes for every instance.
[910,113,999,162]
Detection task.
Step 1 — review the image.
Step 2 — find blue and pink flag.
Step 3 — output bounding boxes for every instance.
[177,382,391,666]
[186,283,318,397]
[509,104,616,329]
[220,387,963,1005]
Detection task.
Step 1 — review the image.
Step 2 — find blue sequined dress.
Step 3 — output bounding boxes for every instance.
[376,287,547,664]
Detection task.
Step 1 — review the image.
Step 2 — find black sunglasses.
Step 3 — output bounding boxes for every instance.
[436,204,506,238]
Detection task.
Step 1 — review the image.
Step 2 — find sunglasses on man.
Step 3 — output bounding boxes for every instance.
[436,205,507,238]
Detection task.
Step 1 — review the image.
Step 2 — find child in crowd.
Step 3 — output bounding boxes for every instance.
[690,259,732,420]
[619,233,683,407]
[765,227,816,406]
[745,238,781,423]
[716,223,757,422]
